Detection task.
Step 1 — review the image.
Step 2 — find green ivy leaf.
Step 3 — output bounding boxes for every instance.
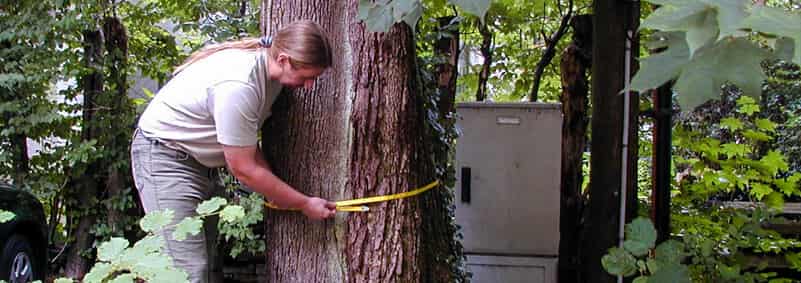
[172,216,203,241]
[140,210,174,233]
[655,240,686,264]
[450,0,491,21]
[196,197,227,215]
[601,247,638,277]
[0,211,15,223]
[220,205,245,223]
[633,276,649,283]
[674,38,770,111]
[97,237,129,262]
[83,263,114,283]
[741,6,801,65]
[623,217,657,256]
[649,263,692,283]
[54,278,74,283]
[719,117,744,131]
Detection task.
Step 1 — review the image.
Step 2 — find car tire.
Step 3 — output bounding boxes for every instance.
[0,234,41,283]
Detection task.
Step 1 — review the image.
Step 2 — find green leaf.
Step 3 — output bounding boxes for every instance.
[786,251,801,271]
[132,235,164,254]
[140,210,174,233]
[83,263,114,283]
[109,273,136,283]
[655,240,685,264]
[720,143,750,158]
[755,118,777,133]
[54,278,74,283]
[720,117,744,131]
[701,0,748,39]
[196,197,227,215]
[220,205,245,223]
[172,216,203,241]
[646,258,660,274]
[741,6,801,65]
[623,217,657,256]
[719,263,741,280]
[649,263,691,283]
[364,1,395,32]
[743,129,772,142]
[146,268,188,283]
[602,247,638,277]
[751,182,774,200]
[393,0,423,31]
[764,192,785,211]
[760,150,788,176]
[674,38,770,110]
[633,276,649,283]
[0,211,15,223]
[641,2,708,32]
[97,237,129,262]
[450,0,491,20]
[630,32,690,92]
[774,37,795,62]
[776,173,801,196]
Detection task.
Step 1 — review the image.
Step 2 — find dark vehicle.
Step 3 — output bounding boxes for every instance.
[0,183,47,283]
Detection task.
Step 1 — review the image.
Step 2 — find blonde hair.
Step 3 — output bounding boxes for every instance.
[174,20,332,74]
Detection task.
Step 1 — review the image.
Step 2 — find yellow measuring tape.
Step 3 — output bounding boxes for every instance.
[264,180,440,212]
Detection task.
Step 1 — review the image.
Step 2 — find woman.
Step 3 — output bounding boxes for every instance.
[130,20,336,283]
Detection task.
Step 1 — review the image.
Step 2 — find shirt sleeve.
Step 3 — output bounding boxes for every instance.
[209,81,262,146]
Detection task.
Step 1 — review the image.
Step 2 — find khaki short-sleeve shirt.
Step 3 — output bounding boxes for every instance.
[138,49,282,167]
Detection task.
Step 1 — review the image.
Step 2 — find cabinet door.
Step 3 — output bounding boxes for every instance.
[455,103,562,256]
[467,255,557,283]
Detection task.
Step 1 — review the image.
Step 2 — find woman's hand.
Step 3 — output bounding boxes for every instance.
[301,197,337,220]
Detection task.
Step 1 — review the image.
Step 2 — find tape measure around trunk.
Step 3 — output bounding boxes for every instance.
[264,180,440,212]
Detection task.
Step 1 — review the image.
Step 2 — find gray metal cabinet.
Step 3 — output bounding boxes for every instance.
[455,103,562,283]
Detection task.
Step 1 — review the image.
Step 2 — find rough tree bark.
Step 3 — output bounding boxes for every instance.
[261,1,461,282]
[578,0,640,281]
[63,28,104,279]
[101,16,134,238]
[558,14,591,283]
[435,16,459,118]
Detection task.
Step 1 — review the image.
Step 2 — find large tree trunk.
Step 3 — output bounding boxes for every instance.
[101,16,138,241]
[261,1,460,282]
[64,28,104,279]
[558,14,591,283]
[578,0,639,281]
